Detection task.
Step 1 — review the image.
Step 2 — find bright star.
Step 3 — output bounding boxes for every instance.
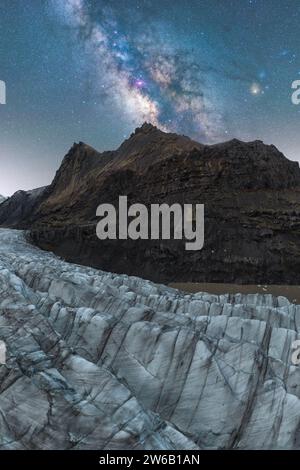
[134,78,146,89]
[250,82,261,95]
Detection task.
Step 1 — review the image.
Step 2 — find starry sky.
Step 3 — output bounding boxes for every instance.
[1,0,300,195]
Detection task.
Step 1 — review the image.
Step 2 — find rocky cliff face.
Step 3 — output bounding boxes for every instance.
[0,187,46,228]
[29,123,203,226]
[2,123,300,284]
[0,195,6,205]
[1,229,300,450]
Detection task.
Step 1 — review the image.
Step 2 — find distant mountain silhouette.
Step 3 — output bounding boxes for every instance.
[2,123,300,284]
[0,187,45,227]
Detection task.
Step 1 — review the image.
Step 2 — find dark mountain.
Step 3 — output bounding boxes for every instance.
[30,123,203,226]
[0,187,46,228]
[2,123,300,284]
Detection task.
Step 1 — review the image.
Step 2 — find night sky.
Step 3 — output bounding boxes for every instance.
[1,0,300,195]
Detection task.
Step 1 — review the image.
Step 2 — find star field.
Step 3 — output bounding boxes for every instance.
[1,0,300,195]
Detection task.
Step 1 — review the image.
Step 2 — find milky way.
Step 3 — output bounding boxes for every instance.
[52,0,223,142]
[1,0,300,196]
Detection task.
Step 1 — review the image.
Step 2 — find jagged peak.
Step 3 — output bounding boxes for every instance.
[134,122,159,135]
[69,141,92,151]
[212,137,273,151]
[63,142,100,165]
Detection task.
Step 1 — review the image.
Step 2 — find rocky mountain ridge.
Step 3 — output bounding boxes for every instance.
[0,187,46,228]
[1,123,300,284]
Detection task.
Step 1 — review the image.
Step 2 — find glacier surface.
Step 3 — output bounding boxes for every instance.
[0,229,300,449]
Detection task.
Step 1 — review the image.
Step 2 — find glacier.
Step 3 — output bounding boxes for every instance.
[0,228,300,449]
